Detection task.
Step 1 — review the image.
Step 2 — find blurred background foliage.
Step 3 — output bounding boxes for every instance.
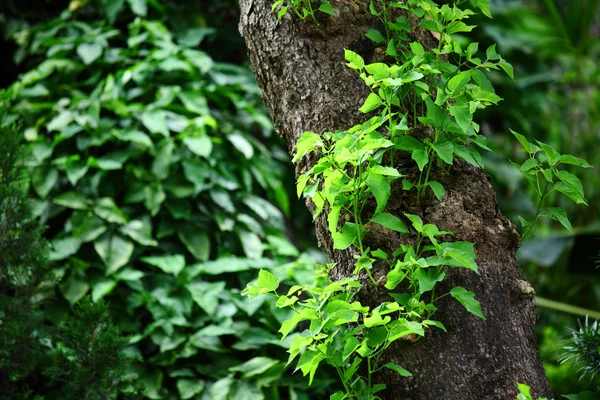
[0,0,598,398]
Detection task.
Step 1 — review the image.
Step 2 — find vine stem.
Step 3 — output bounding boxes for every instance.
[353,164,378,286]
[305,0,318,24]
[520,180,550,241]
[367,356,373,400]
[335,365,354,398]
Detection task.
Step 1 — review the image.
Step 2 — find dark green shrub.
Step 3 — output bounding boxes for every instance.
[0,89,136,399]
[9,4,333,398]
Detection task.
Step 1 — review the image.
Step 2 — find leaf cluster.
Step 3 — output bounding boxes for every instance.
[256,0,550,397]
[272,0,334,23]
[510,129,592,240]
[1,89,136,400]
[9,3,333,399]
[560,317,600,383]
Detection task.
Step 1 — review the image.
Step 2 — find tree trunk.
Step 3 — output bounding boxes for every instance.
[238,1,552,398]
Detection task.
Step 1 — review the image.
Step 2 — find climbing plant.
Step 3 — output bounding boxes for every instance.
[245,0,591,398]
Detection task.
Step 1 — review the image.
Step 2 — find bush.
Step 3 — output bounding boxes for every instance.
[0,89,136,399]
[9,4,333,398]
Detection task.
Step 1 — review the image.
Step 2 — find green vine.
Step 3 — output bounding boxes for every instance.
[245,0,591,398]
[272,0,334,23]
[510,130,592,241]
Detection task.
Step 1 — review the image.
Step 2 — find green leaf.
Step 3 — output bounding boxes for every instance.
[560,154,592,168]
[555,170,587,204]
[428,181,445,201]
[183,136,212,158]
[394,136,426,152]
[414,268,445,293]
[228,132,254,159]
[257,269,279,292]
[470,69,495,93]
[142,254,186,276]
[65,156,89,185]
[209,377,233,400]
[277,5,288,20]
[76,42,103,65]
[127,0,147,16]
[152,139,174,180]
[142,110,169,137]
[422,98,446,128]
[371,213,409,233]
[475,0,492,18]
[230,357,279,379]
[190,257,272,276]
[276,295,298,308]
[536,140,561,166]
[49,238,81,261]
[94,233,134,275]
[447,70,471,96]
[386,39,397,57]
[364,309,391,328]
[91,279,117,302]
[499,58,514,80]
[412,149,429,171]
[372,248,388,259]
[540,207,573,231]
[442,245,479,273]
[187,281,225,315]
[319,3,335,15]
[71,212,107,242]
[449,98,471,135]
[365,28,385,43]
[510,129,539,154]
[296,349,326,385]
[266,235,298,258]
[333,222,361,250]
[450,286,486,320]
[330,392,345,400]
[430,141,454,164]
[54,191,88,210]
[359,93,383,113]
[401,71,424,83]
[423,319,447,332]
[383,362,412,377]
[119,220,158,246]
[366,173,391,214]
[239,231,264,259]
[446,21,475,35]
[176,379,205,400]
[178,91,208,115]
[114,268,145,281]
[178,225,210,261]
[31,166,58,198]
[105,0,125,23]
[60,278,89,305]
[404,213,423,232]
[113,129,154,148]
[294,132,320,162]
[144,184,166,216]
[344,49,365,70]
[94,198,127,224]
[453,145,483,167]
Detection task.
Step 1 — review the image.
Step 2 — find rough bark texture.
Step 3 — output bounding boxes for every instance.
[238,1,552,399]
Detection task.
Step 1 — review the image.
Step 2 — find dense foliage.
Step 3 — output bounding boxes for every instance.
[0,89,135,399]
[1,0,598,398]
[466,1,600,395]
[6,2,333,399]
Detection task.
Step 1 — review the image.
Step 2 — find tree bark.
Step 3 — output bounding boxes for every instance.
[238,1,552,399]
